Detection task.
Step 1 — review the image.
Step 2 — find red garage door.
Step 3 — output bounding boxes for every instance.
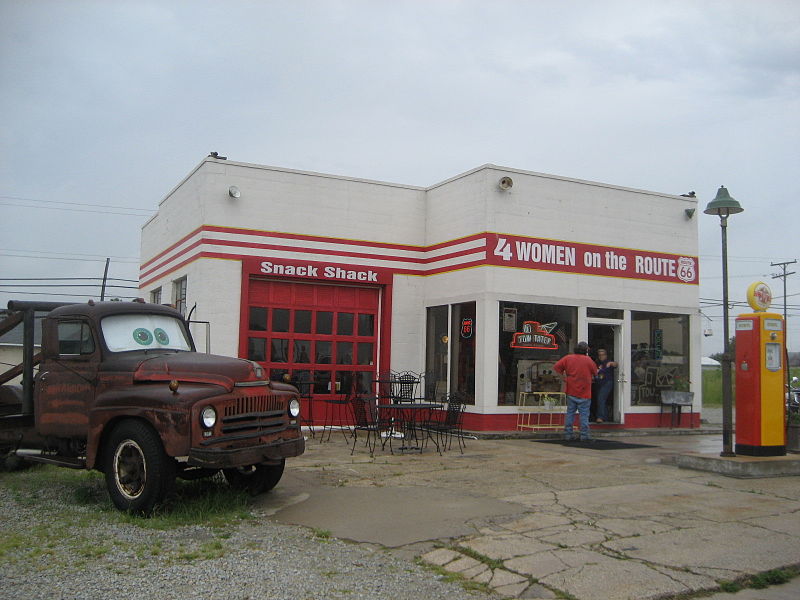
[244,279,380,397]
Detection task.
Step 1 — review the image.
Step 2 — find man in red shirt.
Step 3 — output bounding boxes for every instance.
[554,341,598,442]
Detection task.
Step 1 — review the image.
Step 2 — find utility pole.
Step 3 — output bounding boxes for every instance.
[771,259,796,395]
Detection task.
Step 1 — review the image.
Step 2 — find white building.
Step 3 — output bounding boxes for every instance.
[140,156,700,430]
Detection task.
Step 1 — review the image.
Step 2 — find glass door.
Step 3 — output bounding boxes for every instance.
[588,322,623,423]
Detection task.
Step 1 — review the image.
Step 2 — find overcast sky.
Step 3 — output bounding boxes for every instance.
[1,0,798,356]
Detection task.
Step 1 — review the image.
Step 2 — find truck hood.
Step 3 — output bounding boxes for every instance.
[130,351,259,391]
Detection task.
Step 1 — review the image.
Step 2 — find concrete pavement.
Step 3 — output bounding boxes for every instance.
[257,430,800,599]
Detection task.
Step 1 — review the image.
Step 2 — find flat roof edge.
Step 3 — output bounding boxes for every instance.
[428,163,695,201]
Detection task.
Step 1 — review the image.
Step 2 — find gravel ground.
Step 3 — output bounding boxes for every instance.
[0,477,490,600]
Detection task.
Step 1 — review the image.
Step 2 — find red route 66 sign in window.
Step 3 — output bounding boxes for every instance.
[461,317,474,339]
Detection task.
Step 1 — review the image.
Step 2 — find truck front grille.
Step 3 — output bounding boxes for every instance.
[220,393,286,435]
[223,394,284,418]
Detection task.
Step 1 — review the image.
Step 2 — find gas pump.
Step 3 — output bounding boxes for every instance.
[734,281,786,456]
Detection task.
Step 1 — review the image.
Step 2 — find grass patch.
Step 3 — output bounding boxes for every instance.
[749,568,796,588]
[718,580,742,593]
[177,539,227,562]
[703,366,799,408]
[716,566,800,595]
[452,545,505,570]
[119,477,252,530]
[420,562,492,595]
[0,464,256,571]
[313,528,332,541]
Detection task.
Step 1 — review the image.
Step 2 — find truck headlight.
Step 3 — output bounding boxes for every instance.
[288,398,301,418]
[201,406,217,429]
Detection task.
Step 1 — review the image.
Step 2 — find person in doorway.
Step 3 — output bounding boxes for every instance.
[554,342,598,442]
[594,348,617,423]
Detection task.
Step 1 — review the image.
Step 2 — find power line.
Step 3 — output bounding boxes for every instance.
[0,194,154,213]
[0,277,139,283]
[0,252,140,264]
[0,284,139,289]
[699,254,798,262]
[0,196,154,217]
[0,248,138,259]
[1,291,140,299]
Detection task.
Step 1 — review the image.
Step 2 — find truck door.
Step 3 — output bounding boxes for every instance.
[35,319,98,437]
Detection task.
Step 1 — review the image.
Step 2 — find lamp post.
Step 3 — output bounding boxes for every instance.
[704,186,744,457]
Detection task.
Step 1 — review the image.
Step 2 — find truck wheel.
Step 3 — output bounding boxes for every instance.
[223,460,285,495]
[103,420,175,515]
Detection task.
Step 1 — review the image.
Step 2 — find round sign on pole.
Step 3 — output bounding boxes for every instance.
[746,281,772,312]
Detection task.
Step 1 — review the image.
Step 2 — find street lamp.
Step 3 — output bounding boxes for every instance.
[704,186,744,457]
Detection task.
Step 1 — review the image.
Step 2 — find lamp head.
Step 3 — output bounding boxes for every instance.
[703,186,743,217]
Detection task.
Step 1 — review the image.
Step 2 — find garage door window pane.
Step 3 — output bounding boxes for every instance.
[248,338,266,361]
[316,341,332,363]
[314,371,331,394]
[271,339,288,362]
[316,312,333,334]
[294,340,311,363]
[337,313,353,335]
[295,310,311,333]
[336,341,353,364]
[357,342,373,365]
[272,309,290,332]
[249,307,267,331]
[358,314,374,336]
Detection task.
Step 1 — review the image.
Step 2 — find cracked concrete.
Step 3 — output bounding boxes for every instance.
[258,433,800,599]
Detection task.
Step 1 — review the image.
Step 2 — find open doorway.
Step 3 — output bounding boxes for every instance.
[588,323,620,423]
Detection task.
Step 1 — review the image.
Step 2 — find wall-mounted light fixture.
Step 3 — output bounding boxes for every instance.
[498,176,513,191]
[228,185,241,199]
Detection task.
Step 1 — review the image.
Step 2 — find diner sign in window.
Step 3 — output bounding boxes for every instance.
[497,302,575,406]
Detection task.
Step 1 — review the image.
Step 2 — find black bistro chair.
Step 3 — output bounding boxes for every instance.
[422,392,467,454]
[348,395,392,456]
[321,393,353,443]
[391,371,421,403]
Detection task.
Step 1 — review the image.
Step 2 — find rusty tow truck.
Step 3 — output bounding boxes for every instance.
[0,300,305,514]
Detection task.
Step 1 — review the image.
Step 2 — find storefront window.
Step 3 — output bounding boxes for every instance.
[497,302,576,406]
[450,302,476,404]
[630,311,690,405]
[425,306,449,403]
[424,303,475,404]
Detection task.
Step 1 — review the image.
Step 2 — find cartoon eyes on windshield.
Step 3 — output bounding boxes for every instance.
[132,328,170,346]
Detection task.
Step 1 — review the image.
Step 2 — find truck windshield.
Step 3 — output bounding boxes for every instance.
[101,314,192,352]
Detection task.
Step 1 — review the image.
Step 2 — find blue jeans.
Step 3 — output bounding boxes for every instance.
[596,382,613,421]
[564,395,591,440]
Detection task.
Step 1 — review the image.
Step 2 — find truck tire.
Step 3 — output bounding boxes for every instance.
[223,460,285,495]
[103,420,175,515]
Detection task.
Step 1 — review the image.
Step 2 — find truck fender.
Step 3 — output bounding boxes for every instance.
[87,408,190,470]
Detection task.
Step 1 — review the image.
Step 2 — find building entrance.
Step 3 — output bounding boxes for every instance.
[588,323,622,423]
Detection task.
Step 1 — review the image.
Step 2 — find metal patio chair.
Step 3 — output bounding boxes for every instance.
[421,391,467,454]
[349,394,392,456]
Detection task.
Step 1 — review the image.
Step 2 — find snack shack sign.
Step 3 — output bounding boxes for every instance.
[487,233,698,284]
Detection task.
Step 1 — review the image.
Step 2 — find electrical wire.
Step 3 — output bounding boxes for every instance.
[0,291,140,299]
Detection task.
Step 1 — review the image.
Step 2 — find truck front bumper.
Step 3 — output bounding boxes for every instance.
[187,436,305,469]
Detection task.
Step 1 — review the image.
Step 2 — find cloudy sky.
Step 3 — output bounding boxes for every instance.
[1,0,798,356]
